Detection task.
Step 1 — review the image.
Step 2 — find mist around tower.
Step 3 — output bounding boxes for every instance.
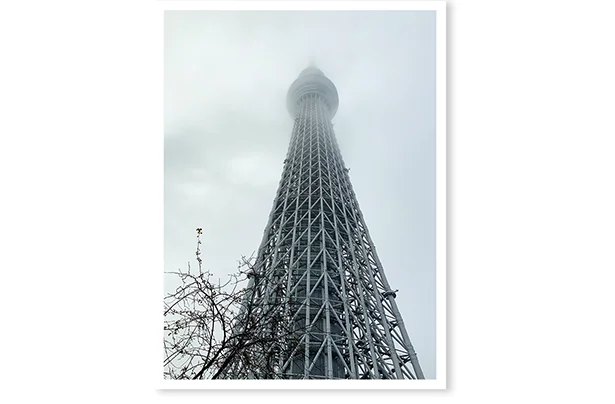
[163,6,443,384]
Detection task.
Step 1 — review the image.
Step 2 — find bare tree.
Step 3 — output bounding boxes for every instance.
[164,228,304,379]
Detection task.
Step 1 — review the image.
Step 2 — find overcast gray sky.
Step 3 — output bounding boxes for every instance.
[164,10,436,379]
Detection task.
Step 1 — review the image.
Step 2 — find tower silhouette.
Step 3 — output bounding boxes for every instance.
[233,67,424,379]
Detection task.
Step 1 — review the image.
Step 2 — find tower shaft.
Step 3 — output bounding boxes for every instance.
[232,68,423,379]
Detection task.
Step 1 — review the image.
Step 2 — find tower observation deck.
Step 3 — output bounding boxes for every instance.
[228,67,424,379]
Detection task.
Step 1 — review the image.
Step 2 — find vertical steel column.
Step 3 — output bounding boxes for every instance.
[225,67,425,380]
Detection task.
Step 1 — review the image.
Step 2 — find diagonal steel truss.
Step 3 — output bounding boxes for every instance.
[227,68,424,380]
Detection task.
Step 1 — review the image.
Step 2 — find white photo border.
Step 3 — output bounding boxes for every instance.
[159,0,447,390]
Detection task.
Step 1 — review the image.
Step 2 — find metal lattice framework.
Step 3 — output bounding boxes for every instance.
[228,67,424,379]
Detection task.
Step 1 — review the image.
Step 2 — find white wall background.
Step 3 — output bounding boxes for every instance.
[1,0,614,402]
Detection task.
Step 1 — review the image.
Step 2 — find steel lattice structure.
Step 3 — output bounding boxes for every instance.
[229,67,424,380]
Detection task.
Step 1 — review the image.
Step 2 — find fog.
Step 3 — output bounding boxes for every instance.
[164,10,436,379]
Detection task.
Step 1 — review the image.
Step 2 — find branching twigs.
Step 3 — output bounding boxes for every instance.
[164,228,307,379]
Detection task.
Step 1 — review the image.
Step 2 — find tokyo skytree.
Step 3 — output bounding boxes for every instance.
[229,66,424,380]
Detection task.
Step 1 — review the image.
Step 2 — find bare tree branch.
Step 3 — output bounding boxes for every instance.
[164,229,307,379]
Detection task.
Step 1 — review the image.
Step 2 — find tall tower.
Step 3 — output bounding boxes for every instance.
[237,67,424,379]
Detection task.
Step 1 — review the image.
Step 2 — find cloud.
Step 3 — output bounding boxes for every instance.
[164,10,437,379]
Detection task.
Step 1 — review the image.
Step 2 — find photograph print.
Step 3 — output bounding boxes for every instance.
[163,4,445,385]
